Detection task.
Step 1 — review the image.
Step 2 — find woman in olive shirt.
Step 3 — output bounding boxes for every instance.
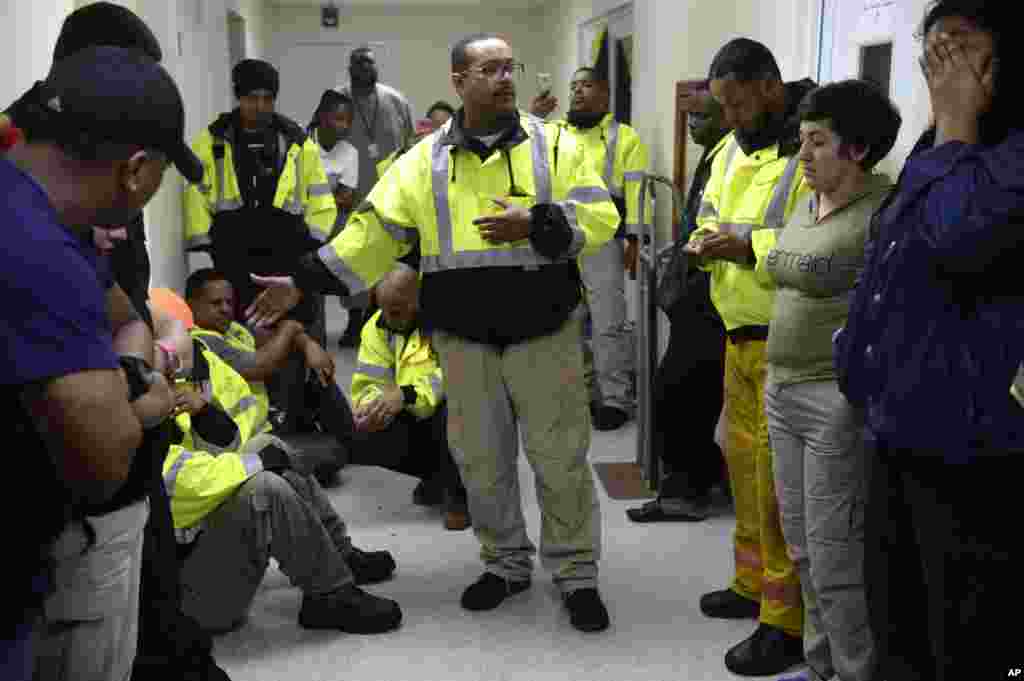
[760,81,900,681]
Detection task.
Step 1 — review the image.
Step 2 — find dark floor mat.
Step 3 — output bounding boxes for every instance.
[593,462,656,500]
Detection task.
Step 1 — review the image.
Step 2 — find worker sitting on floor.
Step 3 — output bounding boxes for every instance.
[185,268,353,481]
[350,263,470,531]
[164,337,401,635]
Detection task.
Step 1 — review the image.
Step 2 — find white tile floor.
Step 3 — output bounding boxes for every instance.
[212,303,805,681]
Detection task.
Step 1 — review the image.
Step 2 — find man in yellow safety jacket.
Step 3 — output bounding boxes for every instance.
[183,59,337,324]
[184,268,356,482]
[684,39,815,677]
[163,337,402,636]
[244,33,619,633]
[534,66,649,430]
[349,263,469,530]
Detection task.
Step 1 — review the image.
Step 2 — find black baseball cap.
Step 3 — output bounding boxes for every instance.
[38,45,202,183]
[53,2,162,63]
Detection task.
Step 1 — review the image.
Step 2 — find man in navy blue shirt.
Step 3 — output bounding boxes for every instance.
[1,46,201,681]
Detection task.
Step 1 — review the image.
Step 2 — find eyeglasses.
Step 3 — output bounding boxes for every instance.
[465,60,525,80]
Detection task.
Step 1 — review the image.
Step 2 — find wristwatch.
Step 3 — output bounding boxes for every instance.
[119,355,156,402]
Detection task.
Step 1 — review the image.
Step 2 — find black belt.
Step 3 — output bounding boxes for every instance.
[727,325,769,343]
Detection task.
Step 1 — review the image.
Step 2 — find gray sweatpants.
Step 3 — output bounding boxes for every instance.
[765,379,874,681]
[36,499,149,681]
[580,238,635,412]
[179,470,353,632]
[433,308,601,592]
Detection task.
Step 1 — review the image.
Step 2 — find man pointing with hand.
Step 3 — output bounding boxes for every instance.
[246,32,619,633]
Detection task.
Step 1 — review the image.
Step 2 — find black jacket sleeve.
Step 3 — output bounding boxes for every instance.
[292,251,352,298]
[528,203,574,259]
[189,404,240,449]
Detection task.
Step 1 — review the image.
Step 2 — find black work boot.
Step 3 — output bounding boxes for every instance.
[345,547,396,585]
[564,588,610,632]
[724,623,804,676]
[460,572,531,611]
[699,588,760,619]
[298,584,401,633]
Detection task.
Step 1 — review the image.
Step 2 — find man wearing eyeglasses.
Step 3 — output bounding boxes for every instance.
[245,33,620,633]
[531,67,649,432]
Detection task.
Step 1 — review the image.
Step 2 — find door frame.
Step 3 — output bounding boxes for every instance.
[577,2,633,119]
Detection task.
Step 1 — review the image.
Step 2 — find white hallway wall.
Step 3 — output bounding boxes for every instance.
[266,3,550,123]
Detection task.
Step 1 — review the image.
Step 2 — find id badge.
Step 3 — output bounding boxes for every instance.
[367,143,380,160]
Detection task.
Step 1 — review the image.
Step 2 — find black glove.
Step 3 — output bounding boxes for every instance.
[258,444,292,473]
[528,203,573,258]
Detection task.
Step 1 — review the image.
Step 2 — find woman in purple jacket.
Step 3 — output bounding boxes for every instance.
[834,2,1024,680]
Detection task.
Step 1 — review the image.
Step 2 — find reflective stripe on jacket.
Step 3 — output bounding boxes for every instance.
[163,346,267,530]
[315,112,619,299]
[351,310,444,420]
[183,120,337,251]
[162,441,264,531]
[187,332,272,444]
[553,114,649,236]
[690,133,810,330]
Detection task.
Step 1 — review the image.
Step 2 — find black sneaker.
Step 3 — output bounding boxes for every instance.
[591,405,630,431]
[699,588,760,619]
[626,496,711,522]
[724,623,804,676]
[346,547,396,585]
[460,572,531,611]
[564,588,610,632]
[298,584,402,633]
[412,479,444,506]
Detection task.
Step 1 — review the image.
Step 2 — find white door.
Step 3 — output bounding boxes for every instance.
[275,40,398,129]
[818,0,932,176]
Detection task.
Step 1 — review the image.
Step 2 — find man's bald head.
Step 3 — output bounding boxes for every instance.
[376,263,419,331]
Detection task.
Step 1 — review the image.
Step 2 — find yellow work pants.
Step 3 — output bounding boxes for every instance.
[724,338,802,636]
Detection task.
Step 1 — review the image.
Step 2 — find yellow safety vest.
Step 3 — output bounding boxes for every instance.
[690,133,811,330]
[552,113,649,236]
[315,113,619,297]
[183,121,337,252]
[163,347,266,531]
[375,148,401,179]
[188,329,272,444]
[351,310,444,421]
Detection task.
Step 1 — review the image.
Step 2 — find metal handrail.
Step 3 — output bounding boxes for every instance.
[635,173,685,491]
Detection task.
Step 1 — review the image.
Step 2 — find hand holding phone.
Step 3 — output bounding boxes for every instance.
[680,79,713,113]
[537,72,553,98]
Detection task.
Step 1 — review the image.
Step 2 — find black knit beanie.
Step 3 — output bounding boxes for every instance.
[232,59,280,99]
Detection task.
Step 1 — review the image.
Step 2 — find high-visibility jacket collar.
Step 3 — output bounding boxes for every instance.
[375,312,419,336]
[209,109,307,149]
[439,107,529,157]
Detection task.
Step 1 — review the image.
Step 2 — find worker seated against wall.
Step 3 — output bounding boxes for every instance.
[349,263,470,531]
[164,337,401,635]
[185,268,353,482]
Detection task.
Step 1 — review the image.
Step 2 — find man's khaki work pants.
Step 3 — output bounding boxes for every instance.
[433,308,601,592]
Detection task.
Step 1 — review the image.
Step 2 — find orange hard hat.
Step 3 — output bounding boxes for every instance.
[149,287,194,329]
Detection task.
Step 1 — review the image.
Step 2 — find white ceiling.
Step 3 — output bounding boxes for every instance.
[271,0,546,8]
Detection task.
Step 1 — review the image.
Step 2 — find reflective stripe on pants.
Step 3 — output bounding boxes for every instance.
[724,339,803,636]
[432,308,600,591]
